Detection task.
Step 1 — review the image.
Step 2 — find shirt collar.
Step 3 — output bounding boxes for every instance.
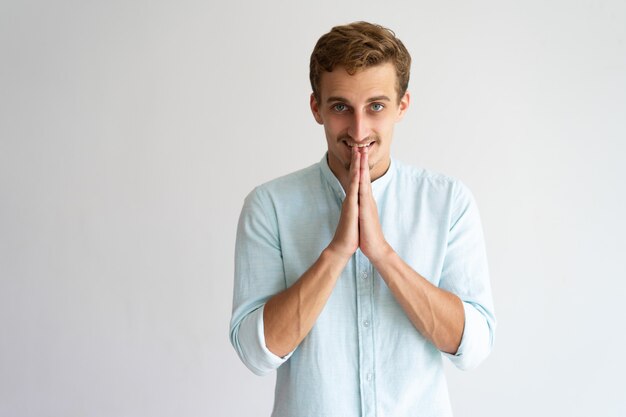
[319,152,395,201]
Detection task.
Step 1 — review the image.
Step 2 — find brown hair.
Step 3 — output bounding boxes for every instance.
[309,21,411,103]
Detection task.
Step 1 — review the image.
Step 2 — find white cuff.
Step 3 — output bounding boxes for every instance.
[236,305,294,375]
[442,301,494,371]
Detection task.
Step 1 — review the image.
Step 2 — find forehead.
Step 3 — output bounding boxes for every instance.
[318,62,398,102]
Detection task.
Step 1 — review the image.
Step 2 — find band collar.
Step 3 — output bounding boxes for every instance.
[319,152,395,201]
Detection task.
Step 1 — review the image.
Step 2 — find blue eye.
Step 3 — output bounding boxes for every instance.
[370,103,384,112]
[333,103,348,112]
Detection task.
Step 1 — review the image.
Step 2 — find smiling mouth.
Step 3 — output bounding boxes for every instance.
[343,140,376,149]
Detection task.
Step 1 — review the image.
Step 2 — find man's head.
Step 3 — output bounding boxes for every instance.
[309,22,411,184]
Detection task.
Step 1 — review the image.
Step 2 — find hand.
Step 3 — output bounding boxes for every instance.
[357,148,392,263]
[327,146,360,260]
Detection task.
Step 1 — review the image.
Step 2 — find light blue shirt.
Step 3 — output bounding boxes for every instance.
[230,154,496,417]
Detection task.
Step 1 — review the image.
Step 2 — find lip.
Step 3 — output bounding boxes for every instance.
[342,139,376,150]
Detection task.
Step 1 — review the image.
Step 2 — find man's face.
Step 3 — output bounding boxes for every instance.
[311,62,410,182]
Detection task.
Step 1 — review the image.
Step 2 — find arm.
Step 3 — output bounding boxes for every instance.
[357,149,463,353]
[263,248,349,357]
[263,147,361,357]
[372,249,465,354]
[231,148,362,372]
[358,149,494,366]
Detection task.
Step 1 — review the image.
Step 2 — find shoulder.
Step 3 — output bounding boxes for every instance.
[392,158,480,226]
[244,162,323,208]
[258,162,321,192]
[393,159,468,193]
[391,159,478,216]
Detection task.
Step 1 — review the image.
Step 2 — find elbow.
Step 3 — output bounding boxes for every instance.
[229,305,291,376]
[451,342,494,371]
[230,324,274,376]
[446,302,496,371]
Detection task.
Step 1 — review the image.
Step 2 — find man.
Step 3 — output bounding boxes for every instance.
[230,21,495,417]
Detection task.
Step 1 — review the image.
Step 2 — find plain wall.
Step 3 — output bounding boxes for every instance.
[1,0,625,416]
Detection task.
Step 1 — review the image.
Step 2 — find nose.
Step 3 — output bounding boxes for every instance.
[347,111,371,143]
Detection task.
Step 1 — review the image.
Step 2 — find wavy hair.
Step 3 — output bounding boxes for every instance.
[310,21,411,102]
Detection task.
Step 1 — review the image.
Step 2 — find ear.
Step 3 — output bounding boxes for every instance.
[310,93,324,125]
[396,91,410,121]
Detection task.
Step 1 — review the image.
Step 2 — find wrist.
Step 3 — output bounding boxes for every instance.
[367,241,395,266]
[323,244,354,265]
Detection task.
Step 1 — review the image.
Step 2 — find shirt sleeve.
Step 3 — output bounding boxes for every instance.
[439,181,496,371]
[229,187,293,376]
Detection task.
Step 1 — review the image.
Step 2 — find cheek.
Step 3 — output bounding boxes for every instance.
[323,119,343,137]
[377,119,396,137]
[323,124,335,140]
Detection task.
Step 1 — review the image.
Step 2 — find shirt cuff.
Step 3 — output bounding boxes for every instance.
[236,304,294,375]
[441,301,493,371]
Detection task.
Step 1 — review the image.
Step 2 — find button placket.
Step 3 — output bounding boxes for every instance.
[355,250,376,417]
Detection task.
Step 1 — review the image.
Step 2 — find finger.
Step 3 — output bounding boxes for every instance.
[347,146,360,199]
[359,148,372,199]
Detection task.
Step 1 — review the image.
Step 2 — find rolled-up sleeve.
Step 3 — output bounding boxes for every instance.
[229,187,293,376]
[439,181,496,371]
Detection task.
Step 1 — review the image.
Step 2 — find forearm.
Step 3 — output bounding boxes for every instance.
[373,248,465,354]
[263,247,350,357]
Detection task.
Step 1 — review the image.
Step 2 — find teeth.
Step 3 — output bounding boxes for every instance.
[347,142,374,148]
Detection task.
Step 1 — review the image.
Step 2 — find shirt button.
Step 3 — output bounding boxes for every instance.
[363,320,370,327]
[366,373,372,381]
[360,271,368,280]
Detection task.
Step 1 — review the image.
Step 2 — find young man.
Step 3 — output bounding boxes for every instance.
[230,21,495,417]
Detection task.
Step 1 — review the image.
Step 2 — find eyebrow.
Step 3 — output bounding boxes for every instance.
[326,95,392,103]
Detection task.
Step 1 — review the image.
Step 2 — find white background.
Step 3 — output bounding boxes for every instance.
[1,0,625,416]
